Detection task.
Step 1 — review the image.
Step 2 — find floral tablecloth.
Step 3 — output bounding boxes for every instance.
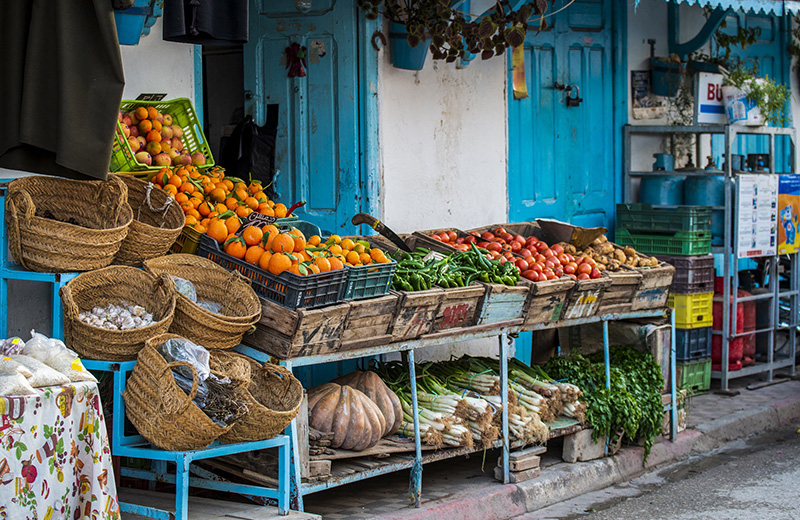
[0,381,119,520]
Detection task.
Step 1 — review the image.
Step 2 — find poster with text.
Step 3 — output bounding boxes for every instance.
[778,175,800,254]
[737,174,778,258]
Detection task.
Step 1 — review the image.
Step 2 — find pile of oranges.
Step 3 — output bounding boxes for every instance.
[208,225,391,277]
[148,165,289,234]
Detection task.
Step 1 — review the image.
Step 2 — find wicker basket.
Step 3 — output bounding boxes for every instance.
[123,335,233,451]
[143,254,262,349]
[211,352,303,444]
[60,266,176,361]
[4,175,133,272]
[111,174,185,266]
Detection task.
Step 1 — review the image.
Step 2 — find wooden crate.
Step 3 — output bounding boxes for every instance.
[632,262,675,311]
[560,275,612,320]
[467,221,544,240]
[475,283,529,325]
[522,277,575,328]
[340,294,399,351]
[432,284,486,332]
[242,298,350,359]
[411,227,473,253]
[597,267,643,315]
[390,288,445,341]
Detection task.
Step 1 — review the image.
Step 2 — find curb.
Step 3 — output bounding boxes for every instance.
[370,388,800,520]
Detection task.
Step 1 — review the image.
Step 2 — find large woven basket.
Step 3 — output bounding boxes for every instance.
[211,352,303,444]
[123,335,233,451]
[111,174,185,266]
[5,175,133,272]
[60,266,176,361]
[143,254,262,349]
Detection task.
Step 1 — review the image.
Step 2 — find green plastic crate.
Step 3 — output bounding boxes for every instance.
[344,260,397,300]
[678,358,711,395]
[615,228,711,256]
[111,98,214,175]
[616,204,712,234]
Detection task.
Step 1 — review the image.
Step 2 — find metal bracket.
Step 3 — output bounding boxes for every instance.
[668,4,730,61]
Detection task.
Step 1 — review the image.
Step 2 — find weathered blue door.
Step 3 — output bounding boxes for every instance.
[507,0,616,229]
[244,0,363,235]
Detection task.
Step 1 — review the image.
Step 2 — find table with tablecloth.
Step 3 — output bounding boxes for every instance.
[0,381,119,519]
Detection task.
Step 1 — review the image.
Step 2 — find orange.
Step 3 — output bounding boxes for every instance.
[225,215,241,234]
[329,257,344,270]
[184,215,198,226]
[315,257,331,272]
[147,106,159,120]
[345,251,360,265]
[273,203,287,218]
[307,235,322,246]
[192,223,207,233]
[329,234,342,245]
[271,233,295,254]
[152,120,162,132]
[244,196,259,210]
[359,252,372,265]
[175,192,189,204]
[134,106,148,121]
[235,205,252,218]
[214,203,227,214]
[307,263,320,274]
[328,244,343,256]
[185,208,200,220]
[224,237,247,259]
[289,264,308,276]
[180,182,195,195]
[371,248,389,263]
[200,218,211,228]
[268,253,292,275]
[341,238,355,251]
[242,226,264,247]
[207,221,228,244]
[289,231,306,252]
[262,224,279,250]
[210,187,226,203]
[225,197,239,211]
[258,250,273,271]
[198,201,214,217]
[298,250,312,262]
[248,182,262,194]
[258,203,275,216]
[245,245,265,265]
[167,175,182,188]
[146,130,162,143]
[163,184,178,197]
[234,187,248,201]
[222,179,234,191]
[138,119,153,134]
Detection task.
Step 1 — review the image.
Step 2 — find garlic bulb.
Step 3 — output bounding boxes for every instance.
[81,303,155,330]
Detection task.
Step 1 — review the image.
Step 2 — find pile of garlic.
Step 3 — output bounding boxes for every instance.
[78,303,154,330]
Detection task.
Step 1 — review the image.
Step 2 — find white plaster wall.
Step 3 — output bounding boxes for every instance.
[379,53,509,234]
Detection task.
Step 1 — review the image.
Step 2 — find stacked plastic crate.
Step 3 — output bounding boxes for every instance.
[615,204,714,395]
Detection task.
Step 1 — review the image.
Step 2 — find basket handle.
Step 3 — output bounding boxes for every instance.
[159,360,199,415]
[142,183,175,228]
[58,283,80,321]
[263,365,295,401]
[4,187,36,271]
[96,176,129,226]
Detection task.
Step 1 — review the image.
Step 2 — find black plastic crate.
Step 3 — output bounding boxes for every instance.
[616,204,712,234]
[197,234,347,309]
[657,254,715,293]
[676,327,712,362]
[344,261,397,300]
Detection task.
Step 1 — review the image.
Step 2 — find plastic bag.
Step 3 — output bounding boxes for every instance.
[10,355,70,388]
[0,373,37,396]
[196,301,223,315]
[22,330,97,383]
[0,357,34,379]
[157,337,211,402]
[171,276,198,303]
[0,337,25,355]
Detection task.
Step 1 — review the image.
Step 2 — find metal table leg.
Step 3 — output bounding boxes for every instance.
[670,309,678,441]
[499,333,510,484]
[406,349,423,507]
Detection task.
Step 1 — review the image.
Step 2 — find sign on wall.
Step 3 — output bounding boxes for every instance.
[778,175,800,255]
[737,174,778,258]
[694,72,726,125]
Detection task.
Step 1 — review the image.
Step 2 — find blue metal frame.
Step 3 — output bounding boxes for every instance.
[0,186,78,340]
[83,359,291,519]
[668,5,730,60]
[235,308,677,511]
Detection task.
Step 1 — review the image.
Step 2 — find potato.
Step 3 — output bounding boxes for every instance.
[608,259,621,271]
[597,254,609,265]
[613,249,627,262]
[563,243,577,255]
[623,246,637,258]
[596,263,606,271]
[598,242,614,255]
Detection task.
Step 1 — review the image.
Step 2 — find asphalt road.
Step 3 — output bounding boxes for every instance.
[517,425,800,520]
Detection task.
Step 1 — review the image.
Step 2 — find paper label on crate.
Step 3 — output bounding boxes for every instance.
[242,212,279,229]
[135,93,167,101]
[737,174,778,258]
[71,359,87,373]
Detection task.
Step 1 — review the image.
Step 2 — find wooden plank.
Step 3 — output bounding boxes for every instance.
[523,278,574,327]
[390,288,444,341]
[340,294,398,350]
[432,285,486,332]
[308,459,331,477]
[631,263,674,311]
[560,276,612,320]
[298,393,310,478]
[308,437,435,461]
[497,455,540,472]
[508,445,547,461]
[475,282,529,325]
[201,459,279,487]
[494,466,541,483]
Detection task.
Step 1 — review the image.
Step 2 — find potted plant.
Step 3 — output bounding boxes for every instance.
[721,63,791,126]
[357,0,551,70]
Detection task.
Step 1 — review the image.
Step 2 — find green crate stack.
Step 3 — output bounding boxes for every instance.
[615,203,714,387]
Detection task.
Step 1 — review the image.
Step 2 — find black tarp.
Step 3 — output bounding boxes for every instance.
[0,0,125,181]
[162,0,248,45]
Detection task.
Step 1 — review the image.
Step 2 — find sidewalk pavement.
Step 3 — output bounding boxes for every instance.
[304,372,800,520]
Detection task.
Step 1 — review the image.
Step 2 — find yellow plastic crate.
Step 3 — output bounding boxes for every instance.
[668,291,713,329]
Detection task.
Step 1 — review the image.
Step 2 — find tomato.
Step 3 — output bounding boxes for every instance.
[498,256,507,265]
[477,241,490,248]
[535,241,548,252]
[526,237,539,247]
[513,235,526,245]
[542,249,554,259]
[515,258,529,271]
[577,263,592,275]
[429,233,442,242]
[590,268,602,279]
[510,241,522,253]
[481,232,495,241]
[490,251,501,260]
[544,269,557,280]
[544,259,556,269]
[577,273,590,280]
[551,243,564,255]
[446,230,457,243]
[584,257,596,268]
[531,262,544,273]
[565,253,574,263]
[521,269,539,282]
[520,248,533,259]
[501,233,514,243]
[534,253,546,264]
[486,242,502,252]
[464,235,477,244]
[456,237,465,244]
[454,244,470,251]
[494,237,507,245]
[553,266,564,277]
[564,262,577,275]
[557,253,569,265]
[494,226,506,236]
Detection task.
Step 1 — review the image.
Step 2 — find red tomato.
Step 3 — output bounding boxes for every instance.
[477,241,490,248]
[577,263,592,275]
[503,251,515,260]
[464,235,477,244]
[584,257,596,268]
[515,258,529,271]
[542,249,554,258]
[535,241,548,252]
[513,235,526,244]
[534,253,546,264]
[456,237,465,244]
[532,262,544,273]
[501,233,514,243]
[553,266,564,277]
[481,232,495,241]
[490,251,501,260]
[520,248,533,259]
[590,268,602,279]
[510,241,522,253]
[565,253,574,263]
[544,269,557,280]
[551,243,564,255]
[544,259,556,269]
[526,237,539,247]
[521,269,539,282]
[446,230,457,243]
[498,256,507,265]
[577,273,590,280]
[430,233,442,242]
[486,242,502,252]
[454,244,470,251]
[557,253,569,265]
[494,226,507,236]
[564,262,577,275]
[494,237,507,245]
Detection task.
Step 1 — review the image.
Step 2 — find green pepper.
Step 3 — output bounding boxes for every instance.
[409,273,423,291]
[501,275,516,286]
[480,272,491,283]
[455,275,465,287]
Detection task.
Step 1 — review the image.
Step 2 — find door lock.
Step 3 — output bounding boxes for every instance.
[554,82,583,107]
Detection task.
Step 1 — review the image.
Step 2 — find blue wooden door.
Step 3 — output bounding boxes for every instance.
[508,0,615,230]
[244,0,363,235]
[712,12,791,171]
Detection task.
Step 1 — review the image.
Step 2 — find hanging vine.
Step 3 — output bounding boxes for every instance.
[356,0,556,62]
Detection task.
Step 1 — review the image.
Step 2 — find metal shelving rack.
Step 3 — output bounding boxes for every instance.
[624,124,798,391]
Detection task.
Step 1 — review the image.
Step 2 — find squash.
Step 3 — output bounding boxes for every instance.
[333,370,402,436]
[307,382,386,451]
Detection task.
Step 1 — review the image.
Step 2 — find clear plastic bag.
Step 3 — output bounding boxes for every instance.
[196,301,223,315]
[22,330,97,383]
[10,355,70,388]
[0,373,37,396]
[0,356,34,379]
[171,276,198,303]
[157,337,211,402]
[0,337,25,355]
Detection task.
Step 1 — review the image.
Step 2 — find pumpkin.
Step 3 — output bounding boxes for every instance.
[333,370,402,436]
[307,383,386,451]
